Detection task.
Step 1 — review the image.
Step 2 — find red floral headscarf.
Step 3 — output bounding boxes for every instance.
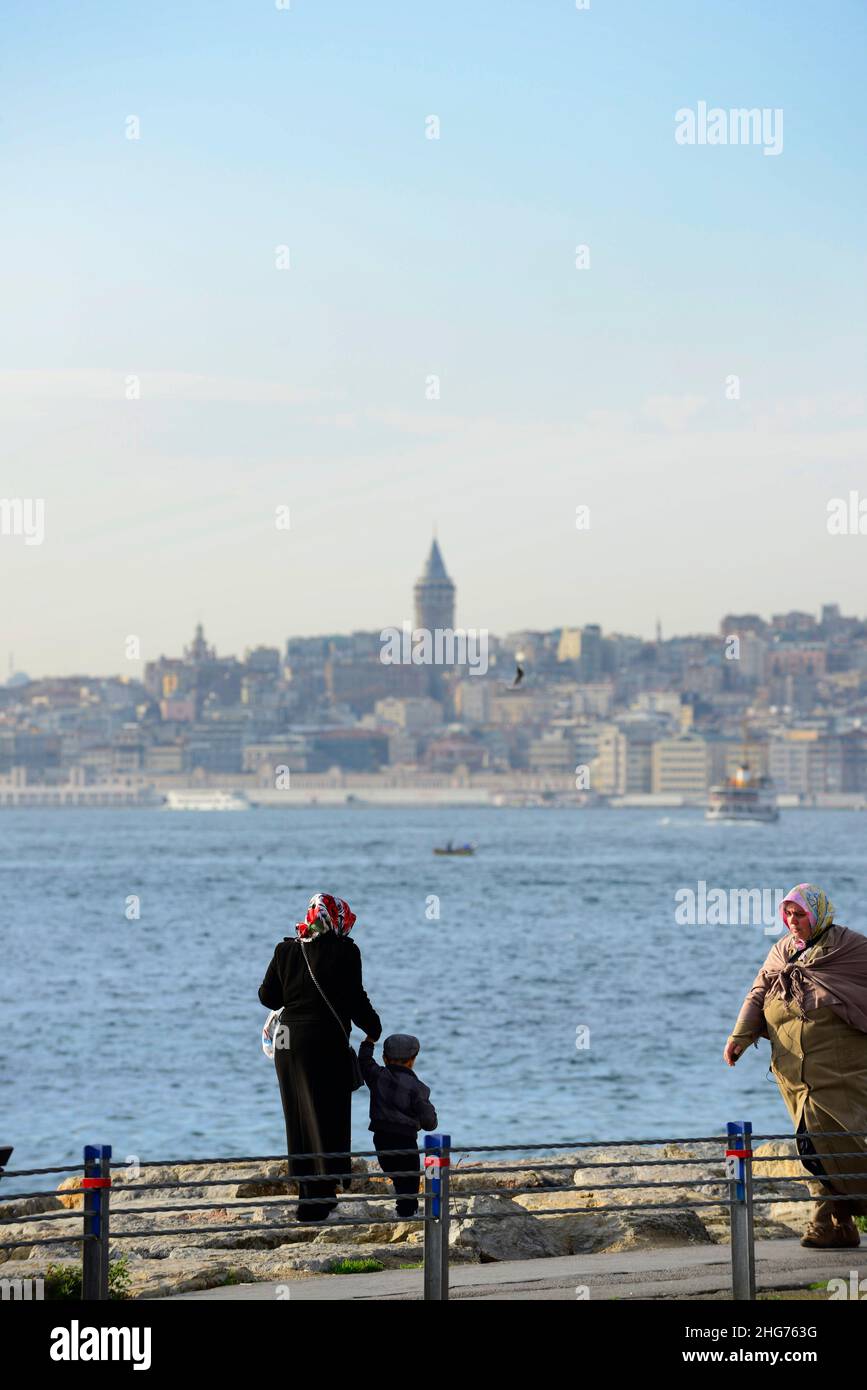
[296,893,356,940]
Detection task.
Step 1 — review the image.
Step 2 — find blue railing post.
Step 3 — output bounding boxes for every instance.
[423,1133,450,1301]
[82,1145,112,1301]
[726,1120,755,1300]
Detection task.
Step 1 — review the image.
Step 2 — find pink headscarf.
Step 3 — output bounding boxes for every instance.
[778,883,834,951]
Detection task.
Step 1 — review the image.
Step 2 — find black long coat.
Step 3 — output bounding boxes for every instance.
[258,934,382,1218]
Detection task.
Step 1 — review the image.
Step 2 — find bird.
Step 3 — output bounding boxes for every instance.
[512,663,524,688]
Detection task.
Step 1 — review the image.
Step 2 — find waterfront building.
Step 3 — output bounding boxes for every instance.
[651,733,710,796]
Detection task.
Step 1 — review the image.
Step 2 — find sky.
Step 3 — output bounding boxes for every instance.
[1,0,865,676]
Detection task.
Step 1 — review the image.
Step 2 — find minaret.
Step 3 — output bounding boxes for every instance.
[414,538,455,632]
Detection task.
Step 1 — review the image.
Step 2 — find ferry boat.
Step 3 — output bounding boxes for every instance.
[164,789,252,812]
[705,766,779,823]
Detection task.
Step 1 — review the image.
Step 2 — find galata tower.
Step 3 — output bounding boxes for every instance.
[413,538,455,632]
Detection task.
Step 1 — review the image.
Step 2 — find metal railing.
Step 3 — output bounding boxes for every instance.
[1,1122,864,1301]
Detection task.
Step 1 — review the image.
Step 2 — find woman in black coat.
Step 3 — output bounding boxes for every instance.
[258,893,382,1221]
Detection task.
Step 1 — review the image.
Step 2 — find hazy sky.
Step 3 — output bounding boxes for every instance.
[1,0,865,677]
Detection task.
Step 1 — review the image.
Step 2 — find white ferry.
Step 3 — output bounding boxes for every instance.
[163,789,252,812]
[706,766,779,823]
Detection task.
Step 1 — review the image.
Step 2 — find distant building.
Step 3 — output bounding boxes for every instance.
[768,730,847,795]
[651,733,709,795]
[556,625,603,680]
[591,721,656,794]
[424,734,486,772]
[187,718,245,773]
[374,696,443,732]
[578,626,603,681]
[571,683,614,718]
[145,622,241,715]
[413,539,455,633]
[527,730,578,774]
[160,697,195,722]
[244,646,282,674]
[767,640,826,678]
[771,611,818,636]
[306,729,388,772]
[185,623,216,664]
[454,679,493,725]
[144,744,187,774]
[591,725,626,794]
[326,657,428,714]
[721,614,768,639]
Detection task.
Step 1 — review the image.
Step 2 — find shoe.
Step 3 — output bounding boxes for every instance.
[800,1208,860,1249]
[297,1204,339,1224]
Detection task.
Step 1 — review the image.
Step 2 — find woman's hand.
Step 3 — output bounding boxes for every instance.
[723,1038,743,1066]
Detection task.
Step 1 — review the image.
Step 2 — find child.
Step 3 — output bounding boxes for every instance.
[358,1032,438,1218]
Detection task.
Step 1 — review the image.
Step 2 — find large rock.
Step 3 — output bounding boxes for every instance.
[570,1145,729,1229]
[235,1162,295,1199]
[58,1164,186,1207]
[450,1157,577,1195]
[0,1194,63,1221]
[0,1191,66,1259]
[593,1207,714,1252]
[56,1177,84,1210]
[751,1140,811,1192]
[312,1202,383,1243]
[513,1191,621,1254]
[449,1194,562,1261]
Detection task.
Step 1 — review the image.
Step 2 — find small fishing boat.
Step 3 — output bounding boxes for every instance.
[433,843,476,856]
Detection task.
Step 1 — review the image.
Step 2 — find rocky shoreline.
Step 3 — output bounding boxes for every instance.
[0,1141,814,1299]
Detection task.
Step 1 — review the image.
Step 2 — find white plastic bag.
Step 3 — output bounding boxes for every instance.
[261,1009,282,1059]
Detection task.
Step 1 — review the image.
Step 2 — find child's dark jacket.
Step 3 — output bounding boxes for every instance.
[358,1039,438,1135]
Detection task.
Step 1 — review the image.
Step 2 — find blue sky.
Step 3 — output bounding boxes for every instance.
[1,0,865,674]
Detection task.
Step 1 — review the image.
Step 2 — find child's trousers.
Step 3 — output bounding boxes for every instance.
[373,1129,421,1217]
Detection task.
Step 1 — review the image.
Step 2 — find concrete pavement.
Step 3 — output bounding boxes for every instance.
[162,1239,867,1301]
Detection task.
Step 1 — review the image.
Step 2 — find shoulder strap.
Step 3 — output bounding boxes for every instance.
[299,941,351,1046]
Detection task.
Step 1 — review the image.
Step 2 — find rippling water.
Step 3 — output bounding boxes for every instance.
[3,806,865,1188]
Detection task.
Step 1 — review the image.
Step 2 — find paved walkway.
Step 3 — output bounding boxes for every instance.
[163,1240,867,1301]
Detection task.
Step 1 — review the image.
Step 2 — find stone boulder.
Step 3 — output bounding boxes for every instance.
[449,1157,577,1195]
[449,1194,562,1261]
[56,1177,84,1210]
[591,1207,714,1252]
[234,1162,294,1199]
[513,1191,622,1254]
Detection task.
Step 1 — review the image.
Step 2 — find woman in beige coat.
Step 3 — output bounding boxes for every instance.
[724,883,867,1249]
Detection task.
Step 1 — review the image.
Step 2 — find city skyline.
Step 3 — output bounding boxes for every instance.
[3,525,864,684]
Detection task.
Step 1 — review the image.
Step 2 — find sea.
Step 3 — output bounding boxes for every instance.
[3,805,865,1188]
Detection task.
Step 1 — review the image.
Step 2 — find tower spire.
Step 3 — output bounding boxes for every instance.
[414,537,455,630]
